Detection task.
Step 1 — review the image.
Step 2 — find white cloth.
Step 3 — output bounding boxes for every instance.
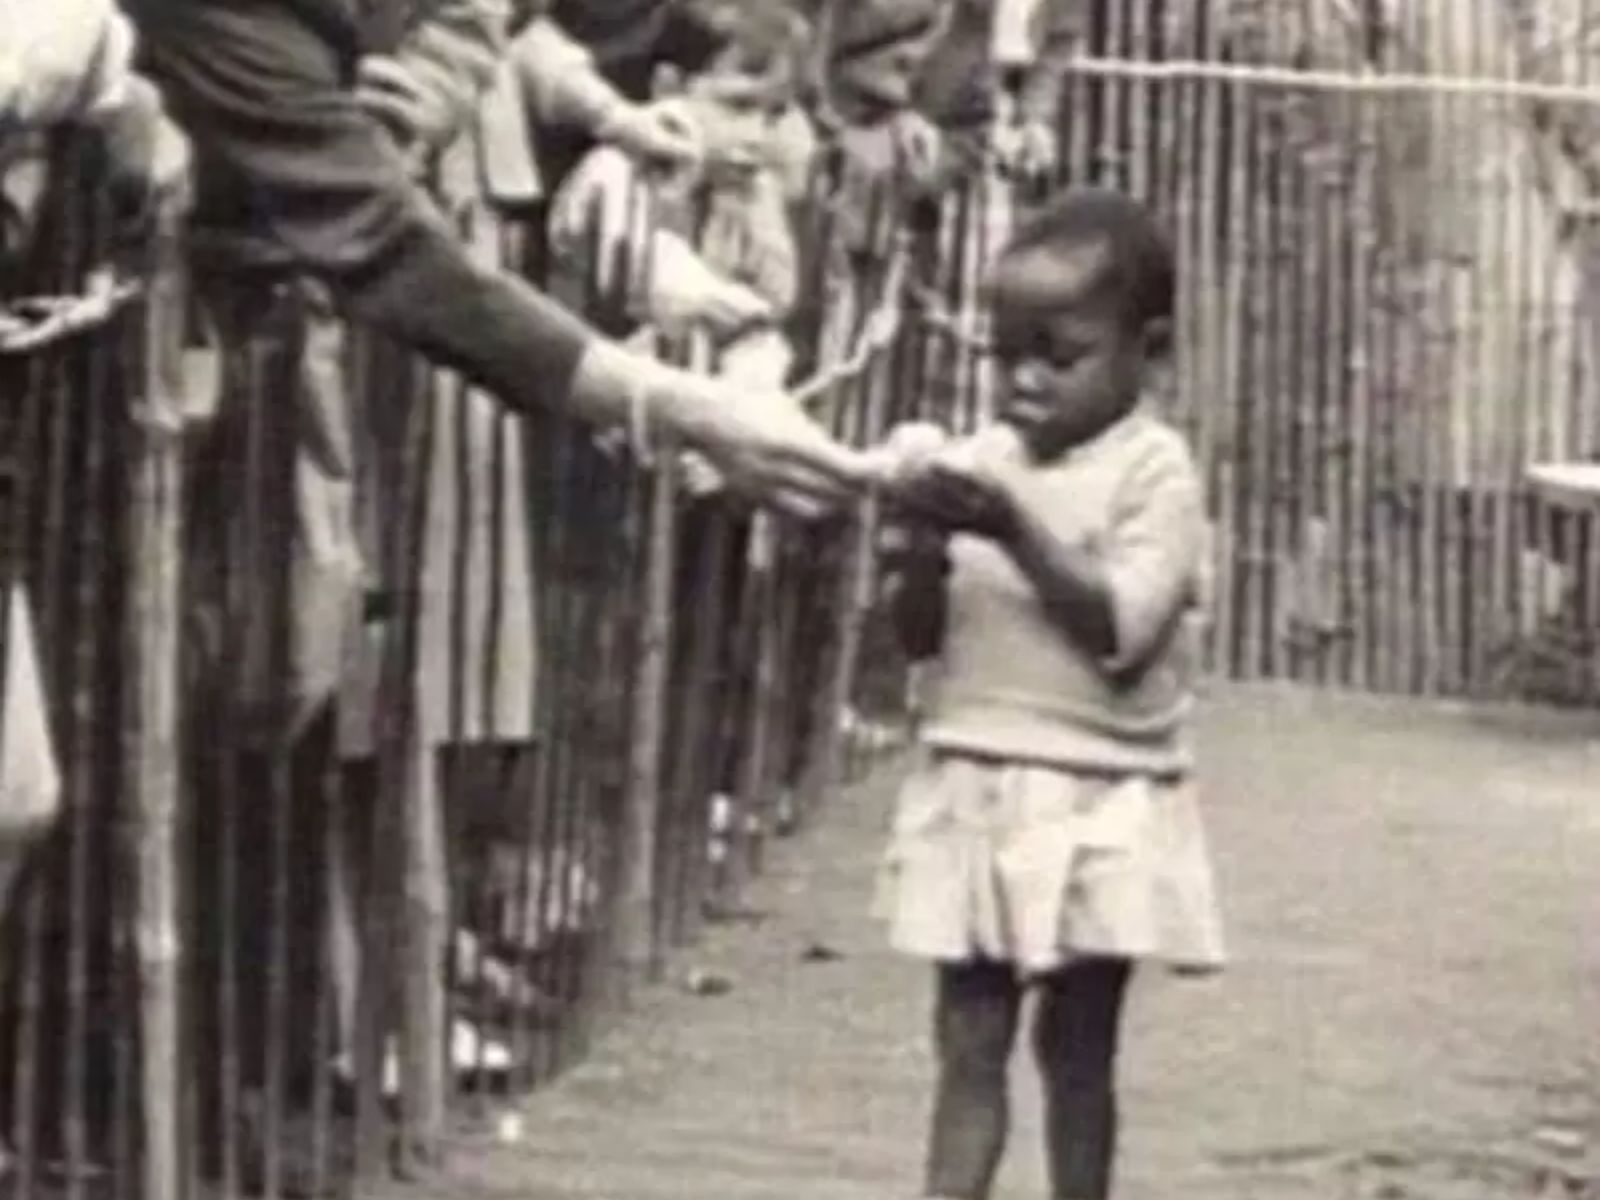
[0,0,137,129]
[991,0,1045,66]
[0,583,60,837]
[876,750,1225,975]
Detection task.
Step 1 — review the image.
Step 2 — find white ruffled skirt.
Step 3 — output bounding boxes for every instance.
[875,751,1226,976]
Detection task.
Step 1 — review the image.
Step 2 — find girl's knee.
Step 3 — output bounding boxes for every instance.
[939,1021,1013,1082]
[935,960,1020,1075]
[1030,957,1133,1083]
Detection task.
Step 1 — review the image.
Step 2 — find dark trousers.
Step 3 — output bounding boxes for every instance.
[926,957,1133,1200]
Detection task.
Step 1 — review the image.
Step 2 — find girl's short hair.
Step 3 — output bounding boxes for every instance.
[1006,187,1176,335]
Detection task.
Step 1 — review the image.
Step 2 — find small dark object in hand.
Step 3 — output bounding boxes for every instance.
[800,942,843,963]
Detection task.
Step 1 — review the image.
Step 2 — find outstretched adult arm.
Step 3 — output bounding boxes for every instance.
[128,0,866,507]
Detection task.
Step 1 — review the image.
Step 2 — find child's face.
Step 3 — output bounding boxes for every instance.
[990,238,1155,460]
[682,52,792,185]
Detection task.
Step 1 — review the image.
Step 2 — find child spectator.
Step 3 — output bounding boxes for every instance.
[874,188,1224,1200]
[822,0,1084,186]
[545,3,816,871]
[545,3,809,357]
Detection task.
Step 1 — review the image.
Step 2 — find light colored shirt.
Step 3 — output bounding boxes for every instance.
[923,410,1207,776]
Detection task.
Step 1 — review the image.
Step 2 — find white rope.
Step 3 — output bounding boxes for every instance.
[1065,55,1600,108]
[907,280,993,357]
[0,268,141,356]
[789,234,912,407]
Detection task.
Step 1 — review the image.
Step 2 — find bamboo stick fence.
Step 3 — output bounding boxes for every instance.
[8,7,1600,1197]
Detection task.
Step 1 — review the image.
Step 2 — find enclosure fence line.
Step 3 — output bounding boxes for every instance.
[1040,2,1600,701]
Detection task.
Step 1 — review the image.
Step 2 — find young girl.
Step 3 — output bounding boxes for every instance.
[874,187,1225,1200]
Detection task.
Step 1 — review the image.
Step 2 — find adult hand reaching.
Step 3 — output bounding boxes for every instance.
[573,338,869,517]
[665,374,871,519]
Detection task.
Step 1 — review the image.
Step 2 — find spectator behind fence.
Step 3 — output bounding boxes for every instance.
[125,0,871,516]
[546,3,817,482]
[821,0,1083,186]
[543,4,815,866]
[871,188,1224,1200]
[0,0,190,1175]
[506,6,702,184]
[546,5,806,360]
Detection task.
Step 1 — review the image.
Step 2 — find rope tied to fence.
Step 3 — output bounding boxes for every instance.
[0,266,141,356]
[907,279,994,358]
[789,230,913,408]
[784,231,996,422]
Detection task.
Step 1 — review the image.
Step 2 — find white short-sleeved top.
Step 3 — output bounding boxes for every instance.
[923,409,1208,776]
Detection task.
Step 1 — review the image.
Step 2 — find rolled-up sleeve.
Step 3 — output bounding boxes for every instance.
[131,0,592,409]
[1101,440,1205,675]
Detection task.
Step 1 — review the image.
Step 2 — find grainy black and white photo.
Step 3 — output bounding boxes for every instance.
[0,1,1596,1197]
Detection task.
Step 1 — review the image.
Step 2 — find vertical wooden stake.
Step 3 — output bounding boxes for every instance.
[127,211,187,1200]
[616,447,677,983]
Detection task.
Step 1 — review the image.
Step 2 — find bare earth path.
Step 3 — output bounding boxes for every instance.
[421,685,1600,1200]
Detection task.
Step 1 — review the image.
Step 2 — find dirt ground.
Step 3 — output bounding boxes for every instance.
[408,684,1600,1200]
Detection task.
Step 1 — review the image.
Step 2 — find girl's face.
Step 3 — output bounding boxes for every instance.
[990,238,1155,461]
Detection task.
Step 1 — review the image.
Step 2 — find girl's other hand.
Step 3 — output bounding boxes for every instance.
[898,449,1016,540]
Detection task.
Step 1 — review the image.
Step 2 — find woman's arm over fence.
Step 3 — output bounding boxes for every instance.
[123,0,578,395]
[128,0,867,510]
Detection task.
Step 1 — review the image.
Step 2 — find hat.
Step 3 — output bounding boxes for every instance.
[828,0,945,63]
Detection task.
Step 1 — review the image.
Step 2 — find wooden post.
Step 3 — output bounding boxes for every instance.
[666,504,730,933]
[805,232,905,814]
[615,446,677,982]
[127,210,188,1200]
[394,365,445,1172]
